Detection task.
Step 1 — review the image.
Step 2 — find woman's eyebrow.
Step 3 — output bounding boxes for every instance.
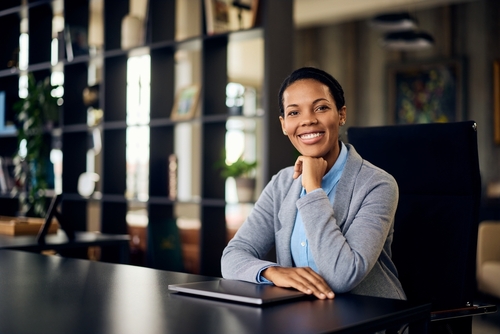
[312,98,330,104]
[286,98,330,109]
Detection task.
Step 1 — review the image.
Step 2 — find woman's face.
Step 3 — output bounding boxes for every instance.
[279,79,346,169]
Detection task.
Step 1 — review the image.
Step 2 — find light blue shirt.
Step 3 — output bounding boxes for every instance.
[257,142,348,282]
[290,142,348,271]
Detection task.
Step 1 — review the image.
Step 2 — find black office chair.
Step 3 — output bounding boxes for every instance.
[347,121,496,334]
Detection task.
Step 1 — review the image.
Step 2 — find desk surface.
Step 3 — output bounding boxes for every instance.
[0,250,430,334]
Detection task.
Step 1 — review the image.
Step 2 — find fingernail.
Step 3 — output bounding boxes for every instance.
[319,293,325,298]
[328,292,335,298]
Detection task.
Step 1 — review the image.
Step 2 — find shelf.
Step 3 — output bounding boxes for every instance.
[0,0,295,277]
[0,5,21,16]
[102,121,128,130]
[0,68,19,79]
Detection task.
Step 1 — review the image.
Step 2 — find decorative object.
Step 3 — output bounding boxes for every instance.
[493,60,500,144]
[77,172,100,197]
[232,0,259,29]
[120,0,149,50]
[168,154,177,200]
[218,155,257,203]
[121,14,144,49]
[387,60,464,125]
[13,73,59,217]
[226,82,245,115]
[82,84,99,109]
[234,177,256,202]
[170,85,200,121]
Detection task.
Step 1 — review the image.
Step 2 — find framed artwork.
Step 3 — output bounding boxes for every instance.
[204,0,259,35]
[170,85,200,121]
[387,59,464,125]
[494,60,500,144]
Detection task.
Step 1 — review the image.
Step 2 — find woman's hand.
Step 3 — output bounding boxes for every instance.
[262,266,335,299]
[293,156,327,193]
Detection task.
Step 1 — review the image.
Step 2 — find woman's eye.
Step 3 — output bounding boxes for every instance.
[316,105,329,112]
[287,111,298,117]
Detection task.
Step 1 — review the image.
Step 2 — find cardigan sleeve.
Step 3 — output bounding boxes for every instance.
[221,174,281,283]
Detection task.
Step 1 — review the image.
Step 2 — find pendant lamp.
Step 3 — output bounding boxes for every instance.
[369,13,418,32]
[381,30,435,51]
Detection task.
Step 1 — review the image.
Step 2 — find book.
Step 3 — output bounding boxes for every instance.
[0,157,14,194]
[0,91,16,134]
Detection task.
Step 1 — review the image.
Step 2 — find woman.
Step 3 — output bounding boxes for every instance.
[221,67,406,301]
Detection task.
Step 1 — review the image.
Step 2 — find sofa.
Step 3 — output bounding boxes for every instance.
[477,221,500,299]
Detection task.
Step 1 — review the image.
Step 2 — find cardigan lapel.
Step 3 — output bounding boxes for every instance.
[333,143,363,228]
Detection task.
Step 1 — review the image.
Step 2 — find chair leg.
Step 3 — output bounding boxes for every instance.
[430,317,472,334]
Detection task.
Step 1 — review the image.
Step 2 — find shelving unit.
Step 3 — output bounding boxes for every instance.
[0,0,294,277]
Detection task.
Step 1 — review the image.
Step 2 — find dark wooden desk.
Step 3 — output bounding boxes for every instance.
[0,250,430,334]
[0,230,130,263]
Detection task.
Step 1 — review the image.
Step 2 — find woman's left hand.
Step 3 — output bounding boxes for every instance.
[261,266,335,299]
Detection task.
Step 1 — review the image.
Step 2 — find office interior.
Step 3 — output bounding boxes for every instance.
[0,0,499,330]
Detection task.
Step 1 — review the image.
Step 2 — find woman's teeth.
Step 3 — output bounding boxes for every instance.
[300,132,322,139]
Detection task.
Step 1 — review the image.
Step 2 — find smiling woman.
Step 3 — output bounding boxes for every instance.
[221,67,406,302]
[279,79,345,176]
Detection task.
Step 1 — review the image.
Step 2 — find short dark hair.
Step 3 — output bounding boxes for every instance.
[278,67,345,115]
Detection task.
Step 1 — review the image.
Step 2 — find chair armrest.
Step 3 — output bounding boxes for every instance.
[430,304,497,322]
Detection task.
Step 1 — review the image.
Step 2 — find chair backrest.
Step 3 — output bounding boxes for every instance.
[347,121,481,311]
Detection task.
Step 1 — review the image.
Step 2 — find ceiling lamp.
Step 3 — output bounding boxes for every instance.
[380,31,435,51]
[369,13,418,32]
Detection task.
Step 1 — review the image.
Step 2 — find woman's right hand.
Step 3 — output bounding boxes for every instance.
[262,266,335,299]
[293,156,327,193]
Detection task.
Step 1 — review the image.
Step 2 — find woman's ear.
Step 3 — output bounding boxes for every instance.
[279,116,287,135]
[339,106,347,124]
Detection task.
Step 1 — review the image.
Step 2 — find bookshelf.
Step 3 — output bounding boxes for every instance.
[0,0,294,276]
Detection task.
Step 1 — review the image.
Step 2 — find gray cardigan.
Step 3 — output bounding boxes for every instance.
[221,143,406,300]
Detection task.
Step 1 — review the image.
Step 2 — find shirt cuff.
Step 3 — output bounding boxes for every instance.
[256,265,277,284]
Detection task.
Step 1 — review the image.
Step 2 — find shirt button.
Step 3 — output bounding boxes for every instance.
[300,241,306,247]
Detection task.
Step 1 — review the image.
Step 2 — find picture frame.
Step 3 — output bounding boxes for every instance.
[204,0,231,35]
[204,0,259,35]
[170,85,200,121]
[493,60,500,144]
[387,59,464,125]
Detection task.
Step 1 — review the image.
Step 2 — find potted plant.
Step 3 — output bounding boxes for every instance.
[12,73,59,217]
[219,155,257,203]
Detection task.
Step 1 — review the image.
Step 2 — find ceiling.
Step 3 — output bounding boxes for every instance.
[294,0,478,28]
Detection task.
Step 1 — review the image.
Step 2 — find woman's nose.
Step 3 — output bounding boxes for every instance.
[300,115,318,126]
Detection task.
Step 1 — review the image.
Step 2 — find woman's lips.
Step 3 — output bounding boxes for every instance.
[298,132,324,143]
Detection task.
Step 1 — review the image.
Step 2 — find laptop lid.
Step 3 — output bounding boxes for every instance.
[168,279,306,305]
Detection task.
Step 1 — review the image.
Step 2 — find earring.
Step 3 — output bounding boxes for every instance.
[340,121,345,126]
[283,130,288,135]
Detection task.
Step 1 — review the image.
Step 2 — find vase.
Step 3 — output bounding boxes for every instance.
[235,177,255,203]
